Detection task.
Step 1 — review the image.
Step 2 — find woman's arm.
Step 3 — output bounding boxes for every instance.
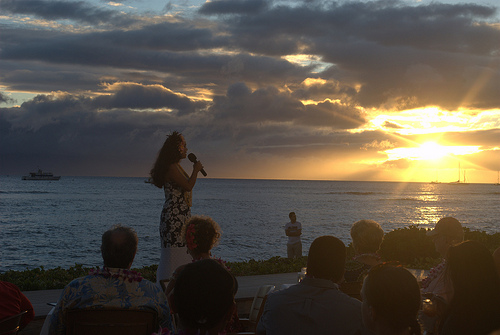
[166,161,203,191]
[165,264,187,312]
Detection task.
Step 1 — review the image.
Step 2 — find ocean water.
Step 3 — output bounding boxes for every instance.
[1,176,499,272]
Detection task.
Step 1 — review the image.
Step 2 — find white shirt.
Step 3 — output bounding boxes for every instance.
[285,221,302,244]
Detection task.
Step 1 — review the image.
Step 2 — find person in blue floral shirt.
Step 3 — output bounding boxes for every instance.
[47,225,172,334]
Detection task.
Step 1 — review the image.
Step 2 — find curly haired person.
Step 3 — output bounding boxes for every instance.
[165,215,243,333]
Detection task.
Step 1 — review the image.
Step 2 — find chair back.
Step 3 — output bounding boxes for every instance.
[65,308,158,335]
[238,285,275,334]
[248,285,275,323]
[0,311,27,335]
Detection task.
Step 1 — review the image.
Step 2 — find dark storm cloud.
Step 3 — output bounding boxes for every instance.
[0,82,367,174]
[2,0,498,109]
[291,79,357,102]
[209,82,366,129]
[199,0,269,15]
[93,21,228,52]
[92,83,207,113]
[0,26,310,89]
[0,91,199,175]
[0,92,15,104]
[4,83,206,131]
[1,0,499,178]
[218,1,497,55]
[0,60,106,93]
[0,0,136,26]
[203,1,500,109]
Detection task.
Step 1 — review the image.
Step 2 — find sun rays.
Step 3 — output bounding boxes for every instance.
[384,141,481,162]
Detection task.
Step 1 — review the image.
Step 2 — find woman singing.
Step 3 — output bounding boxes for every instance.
[150,131,204,283]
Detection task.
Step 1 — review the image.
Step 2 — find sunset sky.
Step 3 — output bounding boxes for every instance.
[1,0,499,183]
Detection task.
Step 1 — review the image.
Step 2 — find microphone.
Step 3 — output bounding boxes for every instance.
[188,153,207,176]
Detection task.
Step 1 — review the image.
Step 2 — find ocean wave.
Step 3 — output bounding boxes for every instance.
[0,190,52,194]
[326,191,379,195]
[382,197,431,202]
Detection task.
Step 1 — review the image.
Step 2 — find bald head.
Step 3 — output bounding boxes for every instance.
[101,225,138,268]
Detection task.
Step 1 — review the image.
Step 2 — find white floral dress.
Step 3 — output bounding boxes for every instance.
[160,182,191,248]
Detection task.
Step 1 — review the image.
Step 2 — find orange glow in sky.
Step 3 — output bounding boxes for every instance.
[384,142,481,161]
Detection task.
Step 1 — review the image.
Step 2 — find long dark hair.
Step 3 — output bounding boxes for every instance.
[174,259,237,332]
[150,131,183,188]
[441,240,500,334]
[363,264,421,335]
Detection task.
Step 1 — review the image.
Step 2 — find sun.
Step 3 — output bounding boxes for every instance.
[384,141,480,162]
[416,142,449,160]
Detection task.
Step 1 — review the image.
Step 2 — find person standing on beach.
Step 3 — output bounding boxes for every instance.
[150,131,204,284]
[285,212,302,258]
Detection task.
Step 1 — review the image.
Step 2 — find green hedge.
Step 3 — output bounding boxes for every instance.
[2,226,499,291]
[377,226,500,269]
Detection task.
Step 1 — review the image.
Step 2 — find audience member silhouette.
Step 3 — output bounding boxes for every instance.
[166,215,223,297]
[0,281,35,330]
[165,215,242,333]
[440,240,500,335]
[172,259,237,335]
[362,264,421,335]
[256,235,370,335]
[421,217,463,302]
[47,225,171,334]
[345,219,384,282]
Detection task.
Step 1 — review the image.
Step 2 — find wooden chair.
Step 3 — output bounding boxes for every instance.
[65,308,158,335]
[239,285,275,334]
[340,281,363,301]
[0,311,27,335]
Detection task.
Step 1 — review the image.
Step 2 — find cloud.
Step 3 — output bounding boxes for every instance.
[209,82,366,129]
[362,140,395,151]
[93,82,207,113]
[0,92,15,104]
[0,0,499,180]
[382,121,404,129]
[198,0,268,15]
[0,0,137,26]
[383,158,412,169]
[2,0,498,110]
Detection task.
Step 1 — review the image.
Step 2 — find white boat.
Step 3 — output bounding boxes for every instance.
[22,169,61,180]
[449,162,468,185]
